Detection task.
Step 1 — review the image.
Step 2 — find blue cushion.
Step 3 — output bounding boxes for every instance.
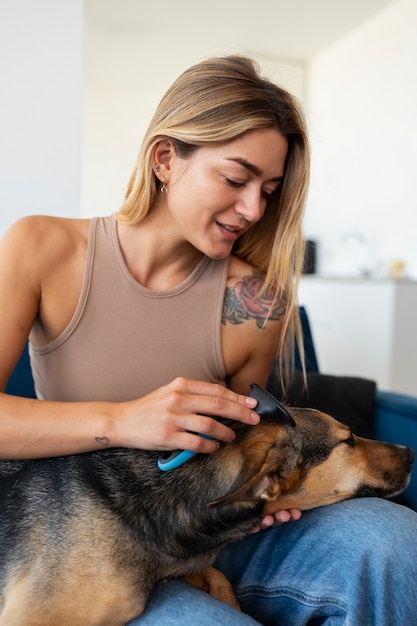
[295,306,319,373]
[5,342,36,398]
[375,390,417,510]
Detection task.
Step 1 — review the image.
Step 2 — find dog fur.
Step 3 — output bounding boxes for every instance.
[0,406,414,625]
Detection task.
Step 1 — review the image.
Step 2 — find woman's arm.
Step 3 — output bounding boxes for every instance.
[221,263,302,527]
[0,379,260,459]
[0,218,259,460]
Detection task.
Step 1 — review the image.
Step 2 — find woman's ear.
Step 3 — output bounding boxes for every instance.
[153,139,175,174]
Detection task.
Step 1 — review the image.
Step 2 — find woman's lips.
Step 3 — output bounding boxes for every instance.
[216,221,243,241]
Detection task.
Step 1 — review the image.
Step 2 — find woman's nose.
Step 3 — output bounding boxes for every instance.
[235,189,266,223]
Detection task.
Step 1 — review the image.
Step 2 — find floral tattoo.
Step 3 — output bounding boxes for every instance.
[222,273,286,329]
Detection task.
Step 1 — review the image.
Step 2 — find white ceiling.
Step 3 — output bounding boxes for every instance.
[85,0,399,63]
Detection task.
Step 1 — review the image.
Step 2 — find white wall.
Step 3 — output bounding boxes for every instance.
[2,0,415,285]
[304,0,417,280]
[299,276,417,394]
[0,0,84,237]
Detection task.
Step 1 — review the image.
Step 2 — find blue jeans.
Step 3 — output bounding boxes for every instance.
[129,498,417,625]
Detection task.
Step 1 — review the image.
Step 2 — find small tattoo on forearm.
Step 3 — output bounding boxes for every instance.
[222,272,286,329]
[95,436,109,447]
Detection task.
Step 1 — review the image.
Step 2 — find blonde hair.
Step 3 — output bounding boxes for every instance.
[115,55,310,386]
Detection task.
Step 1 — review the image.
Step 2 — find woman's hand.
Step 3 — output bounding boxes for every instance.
[114,377,260,452]
[249,509,302,534]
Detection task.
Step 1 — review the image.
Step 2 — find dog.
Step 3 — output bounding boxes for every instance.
[0,402,414,625]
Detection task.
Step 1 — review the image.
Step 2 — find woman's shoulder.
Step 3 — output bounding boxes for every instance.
[228,254,262,282]
[225,255,283,329]
[7,214,89,237]
[227,255,276,302]
[4,215,90,253]
[221,256,284,391]
[1,216,92,283]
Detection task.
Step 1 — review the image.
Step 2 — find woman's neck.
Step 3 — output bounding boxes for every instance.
[116,218,204,291]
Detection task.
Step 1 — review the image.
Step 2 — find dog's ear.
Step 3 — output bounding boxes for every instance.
[209,440,302,507]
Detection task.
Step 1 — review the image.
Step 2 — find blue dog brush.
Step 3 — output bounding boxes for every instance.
[158,383,295,471]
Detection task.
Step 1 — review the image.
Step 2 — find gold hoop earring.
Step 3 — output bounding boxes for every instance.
[160,177,168,193]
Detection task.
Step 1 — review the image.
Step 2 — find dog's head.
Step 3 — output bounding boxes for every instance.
[210,407,414,512]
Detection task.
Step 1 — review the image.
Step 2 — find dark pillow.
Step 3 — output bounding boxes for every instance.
[267,371,376,439]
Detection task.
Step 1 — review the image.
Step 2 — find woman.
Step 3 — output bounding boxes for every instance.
[1,55,416,625]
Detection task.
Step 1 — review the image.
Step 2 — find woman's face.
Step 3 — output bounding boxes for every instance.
[159,127,288,259]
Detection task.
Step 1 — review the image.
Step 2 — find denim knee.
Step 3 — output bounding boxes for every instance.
[216,498,417,626]
[127,578,261,625]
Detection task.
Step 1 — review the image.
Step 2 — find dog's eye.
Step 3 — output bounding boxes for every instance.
[343,435,355,447]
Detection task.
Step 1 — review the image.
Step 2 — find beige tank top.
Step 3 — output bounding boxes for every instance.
[29,216,228,401]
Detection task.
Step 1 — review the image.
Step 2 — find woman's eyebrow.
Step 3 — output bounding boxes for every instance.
[226,157,284,182]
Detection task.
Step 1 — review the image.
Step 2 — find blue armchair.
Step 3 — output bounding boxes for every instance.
[6,310,417,510]
[375,391,417,509]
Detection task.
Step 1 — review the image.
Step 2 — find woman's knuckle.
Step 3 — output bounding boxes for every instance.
[214,383,227,395]
[159,409,174,427]
[196,415,210,432]
[210,395,227,413]
[237,403,248,418]
[172,376,187,390]
[166,389,184,408]
[193,436,207,452]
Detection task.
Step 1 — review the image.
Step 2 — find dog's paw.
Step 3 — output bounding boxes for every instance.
[183,566,241,611]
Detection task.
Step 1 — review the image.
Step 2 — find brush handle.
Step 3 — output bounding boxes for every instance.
[158,421,229,471]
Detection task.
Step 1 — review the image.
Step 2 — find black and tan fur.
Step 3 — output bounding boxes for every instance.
[0,406,414,625]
